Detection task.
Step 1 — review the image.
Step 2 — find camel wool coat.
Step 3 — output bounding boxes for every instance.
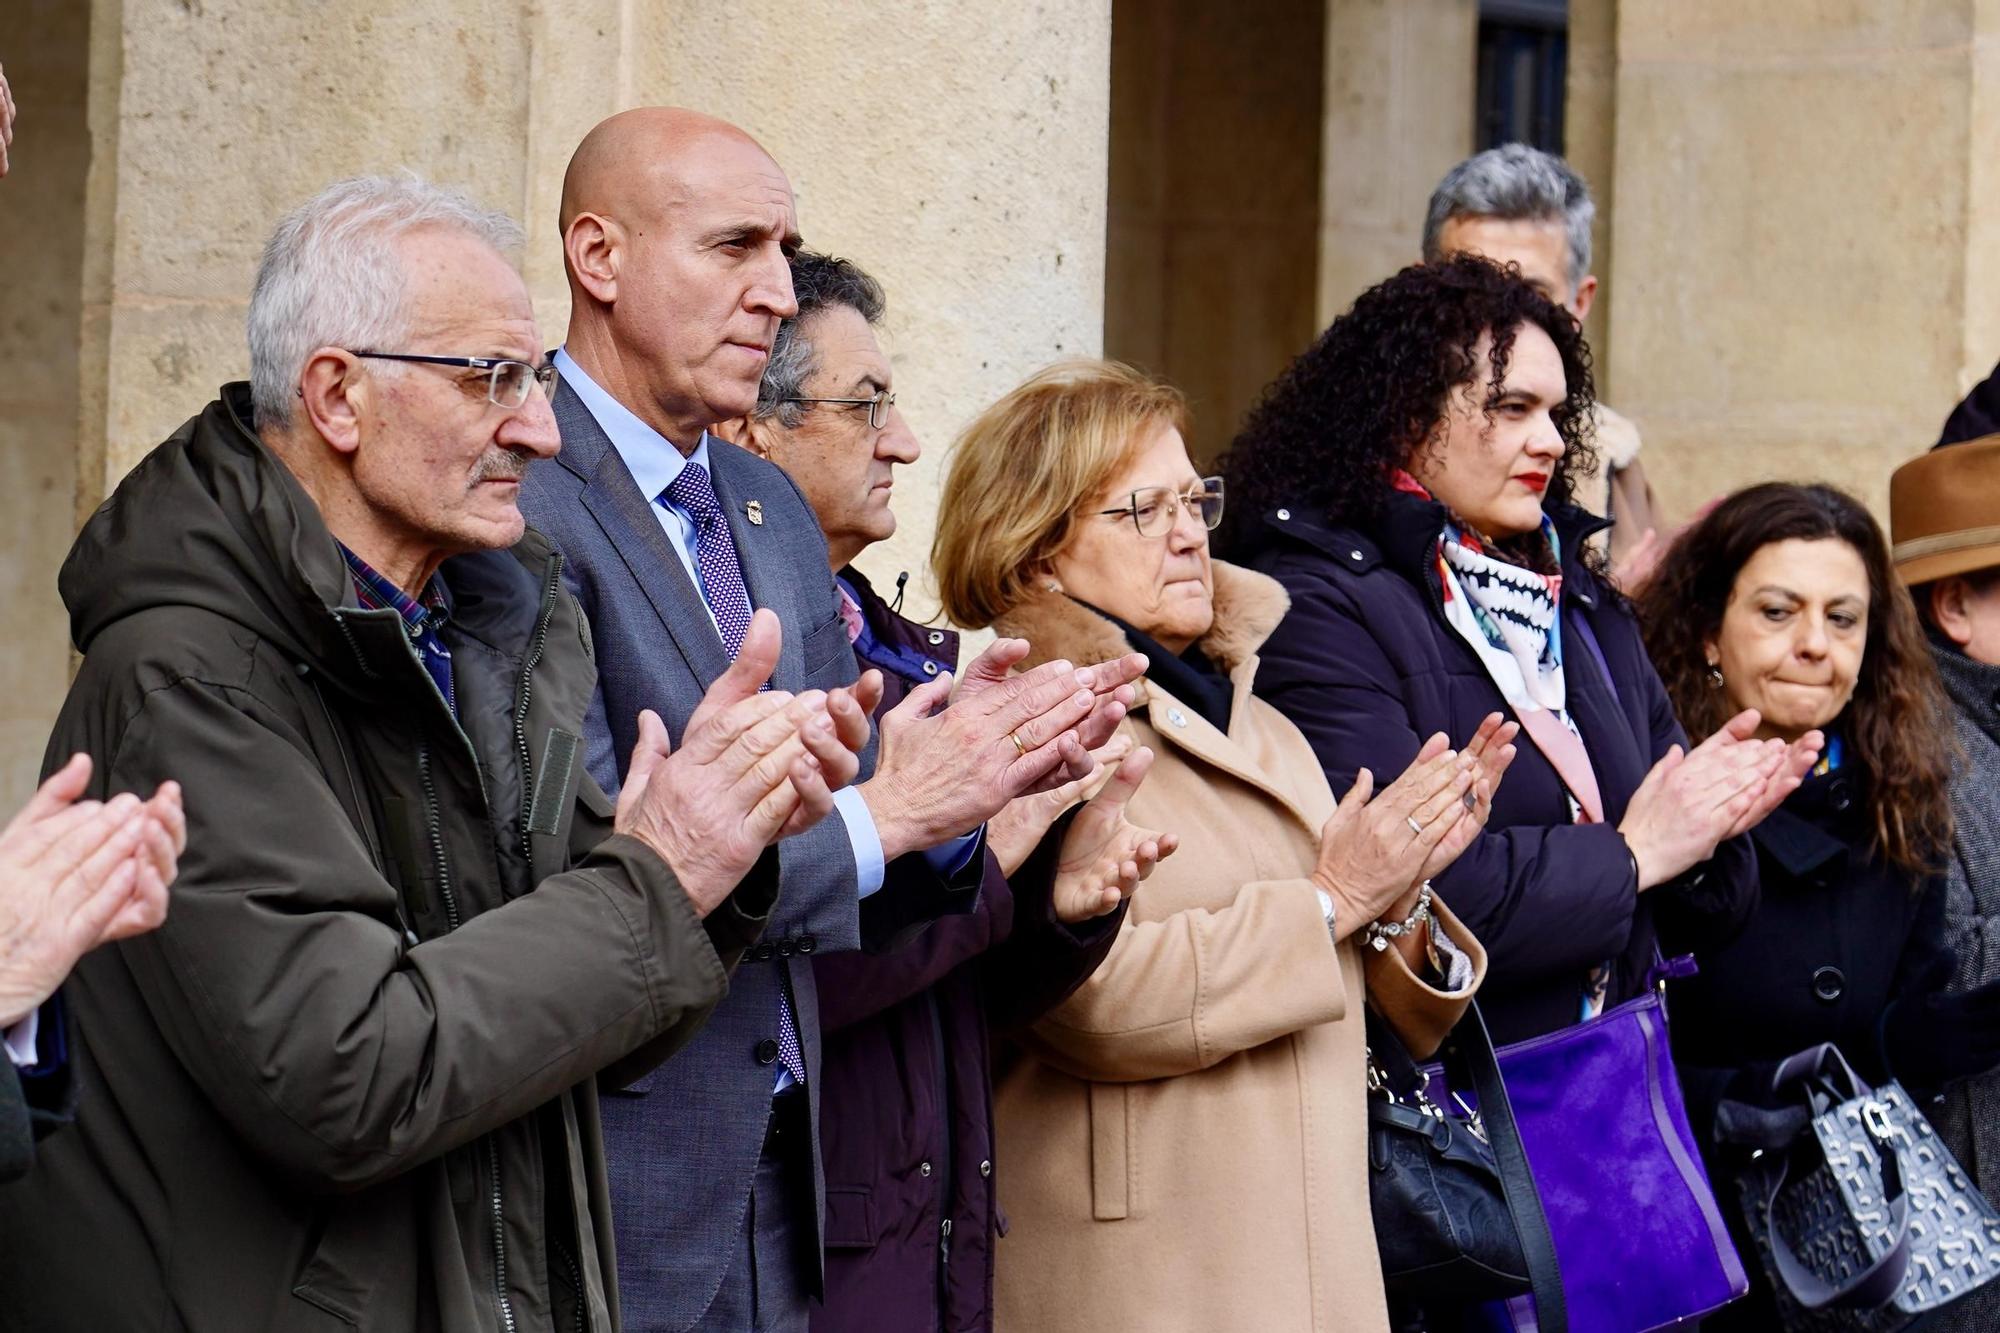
[988,562,1485,1333]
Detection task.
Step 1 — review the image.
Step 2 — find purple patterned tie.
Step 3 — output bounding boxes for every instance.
[660,460,807,1088]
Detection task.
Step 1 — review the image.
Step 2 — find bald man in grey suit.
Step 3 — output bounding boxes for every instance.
[519,108,1142,1333]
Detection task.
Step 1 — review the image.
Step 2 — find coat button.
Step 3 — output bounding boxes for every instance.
[751,943,775,962]
[1812,966,1846,1003]
[755,1039,780,1065]
[1350,549,1365,562]
[928,630,946,645]
[1166,707,1188,728]
[922,661,939,676]
[979,1159,993,1178]
[1276,508,1291,521]
[797,934,817,955]
[777,939,795,957]
[919,1160,933,1177]
[1828,780,1853,813]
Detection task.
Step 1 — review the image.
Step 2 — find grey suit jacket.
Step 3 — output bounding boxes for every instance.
[519,377,975,1332]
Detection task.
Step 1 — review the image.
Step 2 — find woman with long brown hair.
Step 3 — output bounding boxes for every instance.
[1637,481,2000,1329]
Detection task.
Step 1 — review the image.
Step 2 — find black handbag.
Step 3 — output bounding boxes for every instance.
[1735,1044,2000,1331]
[1366,1000,1567,1332]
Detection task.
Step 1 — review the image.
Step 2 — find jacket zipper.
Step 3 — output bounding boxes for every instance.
[487,1136,519,1333]
[927,991,954,1306]
[559,1235,586,1333]
[368,564,566,1333]
[514,554,563,871]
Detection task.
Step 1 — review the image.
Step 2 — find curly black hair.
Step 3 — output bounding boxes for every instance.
[1216,254,1597,563]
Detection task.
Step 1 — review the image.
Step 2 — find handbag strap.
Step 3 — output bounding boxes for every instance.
[1442,1000,1569,1333]
[1760,1128,1912,1310]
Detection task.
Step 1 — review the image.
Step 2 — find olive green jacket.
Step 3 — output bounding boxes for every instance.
[0,384,774,1331]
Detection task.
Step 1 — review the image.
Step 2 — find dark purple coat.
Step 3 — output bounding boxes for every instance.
[810,568,1122,1333]
[1240,492,1759,1045]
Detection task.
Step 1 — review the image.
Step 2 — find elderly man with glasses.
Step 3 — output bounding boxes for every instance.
[0,174,872,1333]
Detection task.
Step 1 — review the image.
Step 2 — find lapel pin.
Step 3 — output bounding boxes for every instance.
[745,500,765,526]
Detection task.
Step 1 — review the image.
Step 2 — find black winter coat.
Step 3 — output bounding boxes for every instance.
[1241,492,1758,1045]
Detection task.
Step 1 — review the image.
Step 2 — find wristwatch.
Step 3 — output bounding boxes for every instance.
[1316,888,1337,943]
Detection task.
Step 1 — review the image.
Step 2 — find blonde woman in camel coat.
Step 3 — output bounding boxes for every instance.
[932,361,1502,1333]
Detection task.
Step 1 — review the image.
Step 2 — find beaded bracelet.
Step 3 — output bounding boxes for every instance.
[1365,880,1434,953]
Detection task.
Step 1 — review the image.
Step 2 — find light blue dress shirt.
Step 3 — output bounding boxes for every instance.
[554,347,976,897]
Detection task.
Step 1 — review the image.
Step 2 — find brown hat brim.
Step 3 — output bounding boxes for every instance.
[1894,541,2000,586]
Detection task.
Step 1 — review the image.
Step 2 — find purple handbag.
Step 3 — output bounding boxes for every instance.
[1431,956,1749,1331]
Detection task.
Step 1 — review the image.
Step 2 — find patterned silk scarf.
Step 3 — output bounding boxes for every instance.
[1391,469,1604,826]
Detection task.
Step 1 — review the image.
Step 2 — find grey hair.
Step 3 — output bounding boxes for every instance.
[754,251,888,428]
[1421,144,1596,290]
[246,174,525,430]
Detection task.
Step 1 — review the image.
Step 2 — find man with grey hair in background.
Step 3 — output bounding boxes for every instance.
[1424,142,1666,583]
[0,173,875,1332]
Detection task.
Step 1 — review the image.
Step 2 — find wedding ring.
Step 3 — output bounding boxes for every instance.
[1009,731,1029,757]
[1406,815,1425,837]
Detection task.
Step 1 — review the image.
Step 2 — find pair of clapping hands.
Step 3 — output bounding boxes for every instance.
[0,755,184,1030]
[610,609,1174,923]
[1293,704,1823,942]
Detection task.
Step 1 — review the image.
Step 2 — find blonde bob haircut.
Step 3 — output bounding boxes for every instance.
[933,359,1190,629]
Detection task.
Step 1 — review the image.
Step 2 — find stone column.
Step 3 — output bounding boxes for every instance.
[1602,3,2000,520]
[616,2,1113,620]
[1317,0,1478,325]
[49,0,1108,733]
[0,1,91,809]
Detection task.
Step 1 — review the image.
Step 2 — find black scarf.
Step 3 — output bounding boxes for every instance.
[1073,598,1235,733]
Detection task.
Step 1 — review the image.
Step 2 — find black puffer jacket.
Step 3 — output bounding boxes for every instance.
[0,384,773,1331]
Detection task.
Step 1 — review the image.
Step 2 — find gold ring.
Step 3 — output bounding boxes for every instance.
[1009,731,1029,757]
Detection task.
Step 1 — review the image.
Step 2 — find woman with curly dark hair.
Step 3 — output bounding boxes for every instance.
[1221,254,1820,1047]
[1636,482,2000,1330]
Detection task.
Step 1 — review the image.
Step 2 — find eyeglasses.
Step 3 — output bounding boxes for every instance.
[1098,476,1225,537]
[777,390,897,431]
[349,352,558,409]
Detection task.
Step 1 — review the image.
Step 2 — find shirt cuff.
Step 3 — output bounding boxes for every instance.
[922,829,984,878]
[1429,922,1477,994]
[5,1009,39,1069]
[833,785,886,899]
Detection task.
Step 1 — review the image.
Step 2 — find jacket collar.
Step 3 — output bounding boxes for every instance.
[1932,637,2000,752]
[1258,490,1614,610]
[1751,767,1864,879]
[991,563,1321,831]
[992,560,1291,683]
[840,564,958,681]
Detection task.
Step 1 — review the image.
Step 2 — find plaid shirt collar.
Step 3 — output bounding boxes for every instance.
[338,545,451,638]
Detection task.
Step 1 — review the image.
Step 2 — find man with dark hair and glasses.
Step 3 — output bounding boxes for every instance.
[0,173,875,1332]
[712,250,1174,1333]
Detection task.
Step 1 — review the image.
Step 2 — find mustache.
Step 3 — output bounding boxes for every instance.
[471,449,532,484]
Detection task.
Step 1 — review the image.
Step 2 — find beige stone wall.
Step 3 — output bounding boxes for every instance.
[1104,0,1324,465]
[65,0,1106,630]
[1602,2,1997,524]
[0,2,91,810]
[1317,0,1478,325]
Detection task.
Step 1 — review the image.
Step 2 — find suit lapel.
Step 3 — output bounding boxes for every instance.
[556,381,732,690]
[709,439,809,691]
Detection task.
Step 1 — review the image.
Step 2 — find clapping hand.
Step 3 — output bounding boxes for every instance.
[860,641,1145,863]
[616,609,869,915]
[1313,737,1481,929]
[1619,709,1821,891]
[985,734,1135,877]
[0,754,181,1028]
[1049,745,1177,923]
[1417,713,1517,883]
